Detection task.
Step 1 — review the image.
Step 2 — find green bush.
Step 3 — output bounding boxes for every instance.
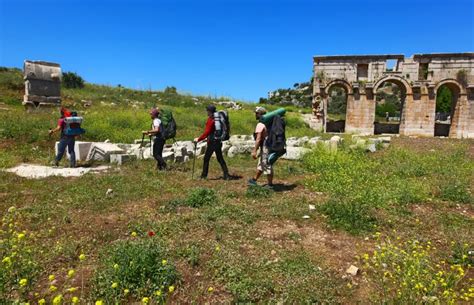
[185,187,217,208]
[62,72,85,89]
[318,199,377,234]
[245,185,273,199]
[439,182,472,204]
[92,239,179,303]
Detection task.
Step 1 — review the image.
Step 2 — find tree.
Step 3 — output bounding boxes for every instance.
[164,86,177,95]
[327,87,347,115]
[436,85,452,114]
[62,72,85,89]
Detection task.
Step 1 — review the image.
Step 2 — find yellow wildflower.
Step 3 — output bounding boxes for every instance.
[208,286,214,292]
[162,259,167,265]
[142,297,150,304]
[17,233,25,240]
[19,278,27,287]
[155,290,162,296]
[72,297,79,304]
[67,287,78,293]
[111,282,118,289]
[95,300,103,305]
[38,299,46,305]
[49,274,55,281]
[124,289,130,295]
[131,231,137,237]
[52,295,63,305]
[2,256,11,265]
[169,285,175,293]
[50,285,58,292]
[113,263,119,270]
[79,254,86,261]
[67,269,76,278]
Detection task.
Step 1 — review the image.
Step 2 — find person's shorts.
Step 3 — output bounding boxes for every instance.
[257,146,273,175]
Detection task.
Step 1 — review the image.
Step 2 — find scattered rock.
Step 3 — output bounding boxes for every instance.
[366,144,377,153]
[346,265,359,276]
[106,188,113,197]
[302,215,310,219]
[309,204,316,210]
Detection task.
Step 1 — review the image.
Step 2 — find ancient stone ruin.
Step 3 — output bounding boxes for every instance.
[23,60,61,111]
[312,53,474,138]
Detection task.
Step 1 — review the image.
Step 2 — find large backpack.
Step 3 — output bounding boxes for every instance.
[63,112,85,136]
[213,110,230,141]
[159,109,177,140]
[265,115,286,164]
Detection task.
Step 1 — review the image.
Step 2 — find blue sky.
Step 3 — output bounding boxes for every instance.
[1,0,473,102]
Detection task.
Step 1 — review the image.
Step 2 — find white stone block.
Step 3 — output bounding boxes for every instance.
[110,154,137,165]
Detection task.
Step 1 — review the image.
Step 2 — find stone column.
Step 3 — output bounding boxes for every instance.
[449,93,471,138]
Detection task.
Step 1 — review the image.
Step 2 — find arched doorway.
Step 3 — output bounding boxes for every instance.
[434,81,461,137]
[324,80,351,133]
[372,79,407,134]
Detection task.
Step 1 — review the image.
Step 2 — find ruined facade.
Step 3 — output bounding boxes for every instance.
[23,60,61,111]
[312,53,474,138]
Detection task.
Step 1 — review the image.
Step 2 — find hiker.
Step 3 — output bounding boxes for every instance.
[49,107,77,167]
[248,107,273,188]
[143,108,167,171]
[193,104,230,180]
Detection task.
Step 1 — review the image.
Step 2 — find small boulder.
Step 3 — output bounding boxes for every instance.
[346,265,359,276]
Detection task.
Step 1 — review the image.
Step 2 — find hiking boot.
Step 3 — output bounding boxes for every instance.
[247,178,257,186]
[223,173,231,180]
[51,161,59,167]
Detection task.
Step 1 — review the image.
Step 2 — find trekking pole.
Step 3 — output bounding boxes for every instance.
[149,135,152,155]
[192,141,197,179]
[140,133,145,147]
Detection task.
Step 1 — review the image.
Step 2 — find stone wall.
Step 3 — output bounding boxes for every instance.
[313,53,474,139]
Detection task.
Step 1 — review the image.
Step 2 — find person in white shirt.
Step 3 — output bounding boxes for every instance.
[248,106,273,188]
[143,108,167,170]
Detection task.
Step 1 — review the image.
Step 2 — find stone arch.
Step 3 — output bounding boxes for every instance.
[433,79,466,137]
[324,79,353,96]
[372,75,413,95]
[371,75,412,135]
[322,79,353,133]
[434,78,466,95]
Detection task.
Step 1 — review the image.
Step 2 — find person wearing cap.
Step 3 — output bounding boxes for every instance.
[248,106,273,188]
[193,104,230,180]
[143,107,167,171]
[49,107,77,167]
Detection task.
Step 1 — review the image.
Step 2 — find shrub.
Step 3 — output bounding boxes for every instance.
[185,187,217,207]
[439,182,472,204]
[62,72,85,89]
[246,185,273,199]
[318,199,376,234]
[92,239,179,303]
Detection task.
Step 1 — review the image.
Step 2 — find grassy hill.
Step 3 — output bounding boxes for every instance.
[0,67,473,304]
[0,67,318,167]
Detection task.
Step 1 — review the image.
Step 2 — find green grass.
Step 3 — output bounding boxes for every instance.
[1,66,473,304]
[303,143,473,234]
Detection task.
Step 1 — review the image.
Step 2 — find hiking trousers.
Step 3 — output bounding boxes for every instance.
[153,137,167,170]
[56,136,76,167]
[201,140,229,178]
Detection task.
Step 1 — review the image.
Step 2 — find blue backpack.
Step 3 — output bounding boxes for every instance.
[63,113,85,136]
